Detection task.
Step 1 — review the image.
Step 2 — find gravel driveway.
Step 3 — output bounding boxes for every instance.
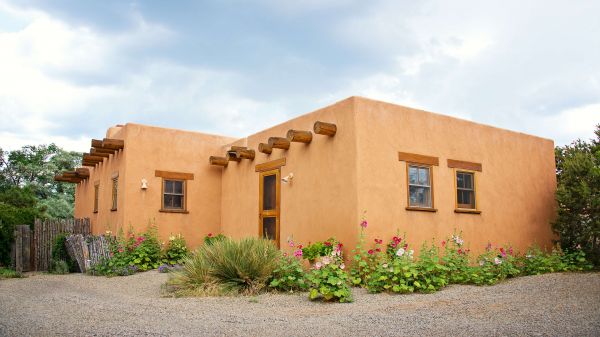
[1,271,599,336]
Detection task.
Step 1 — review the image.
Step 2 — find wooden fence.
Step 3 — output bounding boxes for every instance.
[12,218,91,272]
[65,234,110,273]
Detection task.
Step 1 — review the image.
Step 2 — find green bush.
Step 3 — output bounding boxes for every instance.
[269,254,308,292]
[307,247,352,302]
[301,238,338,262]
[49,233,77,273]
[469,245,520,285]
[441,235,471,284]
[204,233,226,245]
[0,267,24,278]
[162,234,189,266]
[166,237,280,296]
[518,245,593,275]
[49,259,69,274]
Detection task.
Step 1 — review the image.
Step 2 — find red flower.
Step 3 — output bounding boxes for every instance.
[392,236,399,243]
[337,243,343,248]
[208,233,213,237]
[441,240,446,247]
[458,249,462,254]
[375,248,381,253]
[391,242,397,248]
[404,243,408,249]
[324,241,332,247]
[298,244,303,249]
[368,249,374,255]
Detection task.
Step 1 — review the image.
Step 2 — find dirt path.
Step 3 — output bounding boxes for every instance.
[1,271,599,336]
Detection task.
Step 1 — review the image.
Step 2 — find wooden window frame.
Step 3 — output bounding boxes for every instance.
[405,163,437,212]
[160,179,188,214]
[111,176,118,211]
[258,168,280,248]
[93,184,99,213]
[454,169,481,214]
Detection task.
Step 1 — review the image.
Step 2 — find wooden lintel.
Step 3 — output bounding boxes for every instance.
[209,156,229,167]
[255,158,286,172]
[314,121,337,136]
[258,143,272,154]
[398,152,439,166]
[447,159,482,172]
[268,137,290,150]
[155,170,194,180]
[286,129,313,143]
[102,138,124,150]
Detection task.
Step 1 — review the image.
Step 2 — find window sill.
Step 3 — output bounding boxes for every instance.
[159,209,189,214]
[455,209,481,214]
[405,207,437,212]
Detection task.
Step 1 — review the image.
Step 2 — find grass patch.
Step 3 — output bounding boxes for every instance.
[0,267,24,279]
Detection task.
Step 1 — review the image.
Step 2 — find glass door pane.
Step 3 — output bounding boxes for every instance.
[263,174,276,211]
[262,217,277,240]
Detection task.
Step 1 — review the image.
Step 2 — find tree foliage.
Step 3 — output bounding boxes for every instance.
[553,125,600,265]
[0,144,81,266]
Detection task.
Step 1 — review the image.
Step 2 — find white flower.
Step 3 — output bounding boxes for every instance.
[340,263,345,270]
[382,263,388,268]
[479,260,485,266]
[525,254,533,259]
[331,249,341,257]
[322,256,331,265]
[314,262,322,270]
[396,248,405,257]
[494,257,502,265]
[408,249,414,256]
[452,235,464,246]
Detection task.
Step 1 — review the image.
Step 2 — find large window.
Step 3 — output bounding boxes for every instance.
[456,171,476,209]
[408,164,433,208]
[162,179,185,211]
[111,177,118,211]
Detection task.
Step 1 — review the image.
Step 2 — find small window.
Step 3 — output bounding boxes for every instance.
[111,177,118,211]
[93,185,99,213]
[456,171,476,209]
[408,164,433,208]
[163,179,185,211]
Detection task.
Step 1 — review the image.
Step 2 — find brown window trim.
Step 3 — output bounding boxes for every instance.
[93,183,99,213]
[111,175,118,212]
[155,170,194,180]
[447,159,482,172]
[406,207,438,212]
[159,209,190,214]
[255,158,286,172]
[398,152,439,166]
[453,169,480,213]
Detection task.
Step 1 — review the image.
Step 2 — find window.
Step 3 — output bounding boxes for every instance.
[111,177,118,211]
[162,179,185,211]
[456,171,476,209]
[407,164,433,209]
[93,185,99,213]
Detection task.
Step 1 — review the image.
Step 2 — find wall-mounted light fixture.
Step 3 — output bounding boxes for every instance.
[281,173,294,184]
[141,178,148,190]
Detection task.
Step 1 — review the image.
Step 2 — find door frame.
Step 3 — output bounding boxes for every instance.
[258,168,280,247]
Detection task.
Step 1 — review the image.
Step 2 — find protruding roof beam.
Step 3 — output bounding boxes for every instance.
[268,137,290,150]
[286,130,313,144]
[258,143,272,154]
[313,121,337,136]
[209,156,229,167]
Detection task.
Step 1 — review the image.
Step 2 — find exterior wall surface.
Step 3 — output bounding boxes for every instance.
[220,98,361,254]
[353,97,556,255]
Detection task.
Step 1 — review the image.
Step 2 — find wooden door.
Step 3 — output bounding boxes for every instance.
[259,168,280,247]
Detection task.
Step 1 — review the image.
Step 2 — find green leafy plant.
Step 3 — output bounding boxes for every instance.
[470,244,520,285]
[161,234,189,266]
[48,233,77,273]
[204,233,226,245]
[301,237,338,262]
[166,237,280,296]
[350,211,374,286]
[307,245,352,303]
[49,259,70,274]
[441,234,471,284]
[0,267,24,278]
[269,254,308,292]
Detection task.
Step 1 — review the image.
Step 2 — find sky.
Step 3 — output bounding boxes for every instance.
[0,0,598,152]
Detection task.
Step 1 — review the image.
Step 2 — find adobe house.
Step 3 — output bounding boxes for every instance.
[56,96,556,255]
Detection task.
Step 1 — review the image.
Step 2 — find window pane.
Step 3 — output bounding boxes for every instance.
[457,190,475,209]
[164,194,173,208]
[409,186,431,208]
[457,173,464,189]
[172,195,183,209]
[263,174,276,211]
[262,217,276,240]
[408,166,418,184]
[418,167,430,186]
[463,173,473,189]
[165,180,174,193]
[174,181,183,194]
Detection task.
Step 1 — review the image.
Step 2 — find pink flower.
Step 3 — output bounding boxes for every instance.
[337,243,343,249]
[283,252,288,257]
[404,243,408,249]
[508,247,513,255]
[118,248,124,253]
[340,263,345,270]
[576,244,581,249]
[360,220,368,228]
[368,249,374,255]
[441,240,446,247]
[288,240,294,247]
[500,247,506,257]
[314,262,322,270]
[293,249,303,257]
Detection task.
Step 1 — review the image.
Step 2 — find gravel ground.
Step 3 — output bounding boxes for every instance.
[0,271,599,337]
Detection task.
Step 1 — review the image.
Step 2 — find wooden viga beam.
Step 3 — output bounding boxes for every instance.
[313,121,337,136]
[54,175,82,183]
[82,154,105,163]
[286,129,313,144]
[231,148,255,160]
[268,137,290,150]
[76,168,90,176]
[226,151,242,162]
[89,149,110,158]
[63,170,89,179]
[258,143,272,154]
[91,146,116,154]
[102,138,124,150]
[209,156,229,167]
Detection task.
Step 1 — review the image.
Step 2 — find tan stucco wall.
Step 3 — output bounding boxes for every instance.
[353,97,556,255]
[75,124,235,248]
[220,97,360,255]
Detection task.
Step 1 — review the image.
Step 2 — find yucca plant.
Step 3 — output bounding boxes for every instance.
[165,237,279,296]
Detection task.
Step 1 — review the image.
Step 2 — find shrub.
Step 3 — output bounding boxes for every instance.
[0,267,24,278]
[350,214,375,286]
[470,244,520,285]
[269,254,308,292]
[204,233,226,245]
[307,245,352,302]
[441,235,471,284]
[48,233,77,273]
[301,238,338,262]
[166,237,280,296]
[519,245,593,275]
[162,234,189,266]
[49,259,69,274]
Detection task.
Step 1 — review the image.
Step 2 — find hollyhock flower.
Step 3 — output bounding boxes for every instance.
[396,248,405,257]
[288,240,294,247]
[315,262,322,270]
[382,263,388,268]
[283,252,288,257]
[457,249,462,254]
[391,242,398,248]
[322,256,331,265]
[404,243,408,249]
[375,248,381,253]
[479,260,485,266]
[368,249,374,255]
[331,249,341,257]
[441,240,446,247]
[494,257,502,265]
[576,244,581,249]
[324,241,332,247]
[509,247,513,255]
[486,242,492,251]
[452,235,464,246]
[293,249,303,257]
[340,263,345,270]
[298,244,303,249]
[118,248,124,253]
[360,220,368,228]
[500,247,506,257]
[207,233,213,238]
[337,243,343,249]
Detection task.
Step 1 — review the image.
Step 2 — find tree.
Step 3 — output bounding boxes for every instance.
[553,125,600,265]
